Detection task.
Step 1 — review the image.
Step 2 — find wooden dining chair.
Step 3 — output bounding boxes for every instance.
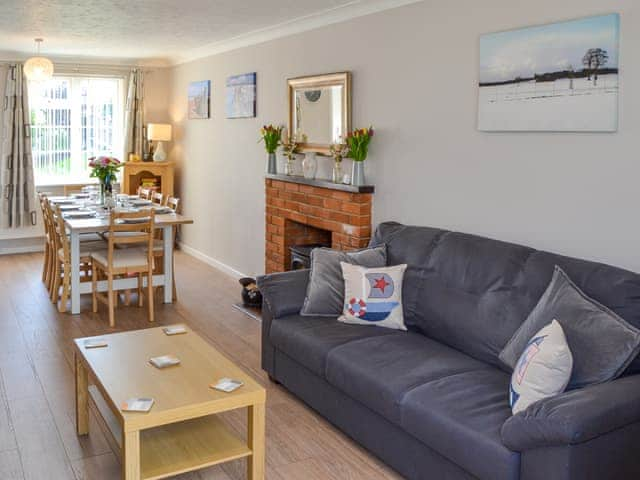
[151,191,164,205]
[164,196,180,245]
[154,196,180,301]
[39,193,50,279]
[164,196,179,211]
[40,196,56,292]
[52,206,106,312]
[91,209,155,327]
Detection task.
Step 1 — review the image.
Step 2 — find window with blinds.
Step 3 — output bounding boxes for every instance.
[28,76,124,185]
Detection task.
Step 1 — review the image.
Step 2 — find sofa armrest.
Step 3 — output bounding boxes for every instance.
[257,269,310,376]
[257,269,310,319]
[502,374,640,451]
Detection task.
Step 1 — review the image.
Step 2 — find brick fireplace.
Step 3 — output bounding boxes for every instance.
[265,175,374,273]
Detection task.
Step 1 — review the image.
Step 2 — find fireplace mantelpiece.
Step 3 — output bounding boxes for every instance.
[265,176,374,273]
[265,174,374,194]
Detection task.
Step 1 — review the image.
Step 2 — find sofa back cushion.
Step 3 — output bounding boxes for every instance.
[370,222,640,372]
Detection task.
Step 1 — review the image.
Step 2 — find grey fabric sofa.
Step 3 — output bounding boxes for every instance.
[257,222,640,480]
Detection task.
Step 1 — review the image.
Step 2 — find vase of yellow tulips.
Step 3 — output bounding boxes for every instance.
[345,127,374,186]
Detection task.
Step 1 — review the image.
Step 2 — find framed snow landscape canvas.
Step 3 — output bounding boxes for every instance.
[478,14,619,132]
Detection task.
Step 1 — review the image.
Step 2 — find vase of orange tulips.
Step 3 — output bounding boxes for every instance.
[345,127,374,186]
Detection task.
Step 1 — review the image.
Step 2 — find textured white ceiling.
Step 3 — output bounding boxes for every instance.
[0,0,397,65]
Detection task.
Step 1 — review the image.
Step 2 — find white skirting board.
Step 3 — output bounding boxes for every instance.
[0,237,44,255]
[178,242,247,280]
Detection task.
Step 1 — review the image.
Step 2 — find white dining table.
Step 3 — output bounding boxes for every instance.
[63,211,193,314]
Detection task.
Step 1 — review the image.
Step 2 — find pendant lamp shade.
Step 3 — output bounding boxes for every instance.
[24,39,54,83]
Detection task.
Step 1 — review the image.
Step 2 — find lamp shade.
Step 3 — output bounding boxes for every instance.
[24,56,54,83]
[147,123,172,142]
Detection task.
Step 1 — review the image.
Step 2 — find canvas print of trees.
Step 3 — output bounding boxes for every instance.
[478,14,619,132]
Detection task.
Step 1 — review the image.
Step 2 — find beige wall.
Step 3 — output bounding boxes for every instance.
[167,0,639,276]
[145,69,172,124]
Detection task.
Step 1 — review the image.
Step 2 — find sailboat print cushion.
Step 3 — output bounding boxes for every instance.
[338,262,407,330]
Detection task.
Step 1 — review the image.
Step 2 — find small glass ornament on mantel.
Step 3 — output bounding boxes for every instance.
[329,142,349,184]
[302,152,317,179]
[281,135,300,176]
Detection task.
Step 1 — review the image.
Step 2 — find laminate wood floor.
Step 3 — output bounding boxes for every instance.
[0,251,402,480]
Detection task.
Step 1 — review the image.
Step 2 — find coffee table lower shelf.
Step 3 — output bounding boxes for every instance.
[88,386,252,480]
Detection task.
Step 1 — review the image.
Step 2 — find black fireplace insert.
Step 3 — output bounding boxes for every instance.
[290,243,327,270]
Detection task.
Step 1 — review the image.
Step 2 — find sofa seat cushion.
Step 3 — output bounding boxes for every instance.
[269,314,398,377]
[401,369,519,480]
[325,333,492,424]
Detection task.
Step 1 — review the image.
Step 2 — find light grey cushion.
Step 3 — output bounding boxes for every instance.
[500,266,640,389]
[301,245,387,317]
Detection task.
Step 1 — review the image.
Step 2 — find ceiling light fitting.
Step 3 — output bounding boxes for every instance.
[24,38,54,82]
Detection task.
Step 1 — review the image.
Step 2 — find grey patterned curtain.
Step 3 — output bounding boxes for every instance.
[1,64,36,228]
[123,69,145,159]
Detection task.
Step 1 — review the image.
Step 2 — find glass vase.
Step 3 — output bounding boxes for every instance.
[285,157,295,176]
[332,159,343,183]
[302,152,317,179]
[100,176,113,206]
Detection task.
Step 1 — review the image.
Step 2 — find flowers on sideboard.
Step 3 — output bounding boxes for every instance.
[345,126,374,162]
[258,124,283,154]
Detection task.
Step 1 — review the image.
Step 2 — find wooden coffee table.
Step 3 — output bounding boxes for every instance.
[74,325,266,480]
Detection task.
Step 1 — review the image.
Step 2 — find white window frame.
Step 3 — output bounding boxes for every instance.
[29,74,126,186]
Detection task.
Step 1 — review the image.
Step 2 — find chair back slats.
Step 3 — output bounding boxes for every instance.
[152,192,164,205]
[165,196,180,212]
[42,196,58,250]
[52,204,70,262]
[107,209,155,260]
[138,187,152,200]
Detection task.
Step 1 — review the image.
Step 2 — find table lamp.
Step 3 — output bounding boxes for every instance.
[147,123,172,162]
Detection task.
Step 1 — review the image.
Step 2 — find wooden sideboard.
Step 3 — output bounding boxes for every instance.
[122,161,174,196]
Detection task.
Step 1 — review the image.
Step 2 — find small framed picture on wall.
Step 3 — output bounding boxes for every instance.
[226,72,256,119]
[188,80,210,119]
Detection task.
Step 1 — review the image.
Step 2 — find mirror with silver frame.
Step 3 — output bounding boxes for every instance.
[287,72,351,154]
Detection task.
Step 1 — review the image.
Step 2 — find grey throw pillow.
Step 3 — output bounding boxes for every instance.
[500,266,640,389]
[301,245,387,317]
